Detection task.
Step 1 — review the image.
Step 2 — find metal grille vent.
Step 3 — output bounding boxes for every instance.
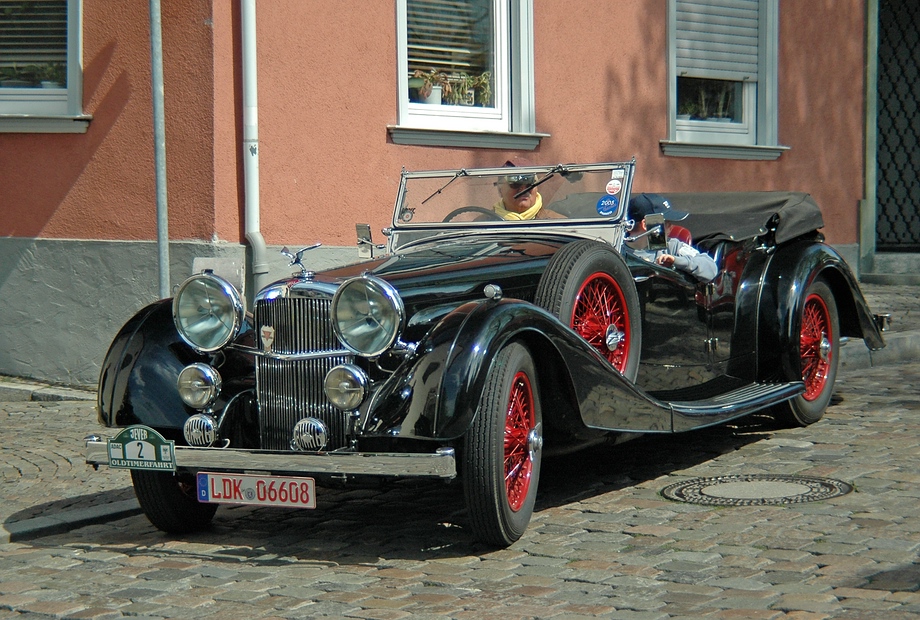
[254,296,352,451]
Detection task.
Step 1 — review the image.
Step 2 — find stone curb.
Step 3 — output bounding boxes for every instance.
[1,328,915,542]
[0,379,95,403]
[1,499,142,544]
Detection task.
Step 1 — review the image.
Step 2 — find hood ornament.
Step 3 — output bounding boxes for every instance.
[281,244,321,278]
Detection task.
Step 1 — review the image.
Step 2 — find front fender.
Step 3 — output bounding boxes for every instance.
[365,298,669,442]
[96,300,254,437]
[96,300,205,432]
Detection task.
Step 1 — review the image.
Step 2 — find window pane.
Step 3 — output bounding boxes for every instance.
[407,0,494,107]
[0,0,68,89]
[677,77,742,122]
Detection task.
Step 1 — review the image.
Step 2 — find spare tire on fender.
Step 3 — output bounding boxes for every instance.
[535,240,642,381]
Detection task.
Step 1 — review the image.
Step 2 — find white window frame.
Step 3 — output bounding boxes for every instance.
[0,0,89,133]
[675,80,757,146]
[389,0,546,150]
[662,0,787,160]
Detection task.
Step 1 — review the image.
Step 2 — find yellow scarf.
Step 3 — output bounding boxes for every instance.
[492,193,543,220]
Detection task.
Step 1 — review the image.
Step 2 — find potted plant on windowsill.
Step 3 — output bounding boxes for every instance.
[0,65,33,88]
[446,71,492,106]
[411,69,452,105]
[677,101,698,121]
[38,62,66,88]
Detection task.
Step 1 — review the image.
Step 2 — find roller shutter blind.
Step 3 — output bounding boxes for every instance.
[0,1,67,70]
[676,0,759,81]
[406,0,491,76]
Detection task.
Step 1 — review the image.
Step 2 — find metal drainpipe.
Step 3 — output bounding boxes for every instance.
[241,0,269,301]
[149,0,169,299]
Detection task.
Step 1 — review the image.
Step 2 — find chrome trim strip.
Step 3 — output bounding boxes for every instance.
[227,343,351,361]
[85,440,456,478]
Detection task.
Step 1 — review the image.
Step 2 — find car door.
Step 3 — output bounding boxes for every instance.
[627,253,718,392]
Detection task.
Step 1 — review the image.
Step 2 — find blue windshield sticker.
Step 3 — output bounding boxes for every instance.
[596,195,619,216]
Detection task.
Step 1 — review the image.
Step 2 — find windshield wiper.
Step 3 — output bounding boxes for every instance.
[513,165,564,199]
[422,169,468,205]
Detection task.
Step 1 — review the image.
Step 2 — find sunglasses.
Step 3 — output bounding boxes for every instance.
[503,174,535,188]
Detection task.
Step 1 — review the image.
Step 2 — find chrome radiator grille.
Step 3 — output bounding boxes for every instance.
[254,296,353,451]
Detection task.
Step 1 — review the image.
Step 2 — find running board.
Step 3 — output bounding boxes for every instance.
[662,380,805,432]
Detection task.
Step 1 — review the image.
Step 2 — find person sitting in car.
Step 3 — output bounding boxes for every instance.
[492,159,564,220]
[627,193,717,283]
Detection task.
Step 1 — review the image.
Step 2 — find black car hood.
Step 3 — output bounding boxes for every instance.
[327,234,560,278]
[308,233,577,311]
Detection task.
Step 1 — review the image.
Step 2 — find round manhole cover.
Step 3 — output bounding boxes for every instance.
[661,474,853,506]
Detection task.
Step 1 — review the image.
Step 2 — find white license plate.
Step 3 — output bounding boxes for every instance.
[196,472,316,508]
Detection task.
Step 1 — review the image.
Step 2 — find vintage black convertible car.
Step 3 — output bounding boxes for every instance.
[85,161,886,546]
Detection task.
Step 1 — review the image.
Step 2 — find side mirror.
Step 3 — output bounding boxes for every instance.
[356,224,374,259]
[645,213,666,251]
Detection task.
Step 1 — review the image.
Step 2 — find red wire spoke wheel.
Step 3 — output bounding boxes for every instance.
[535,240,641,382]
[503,370,535,511]
[571,272,631,373]
[463,342,542,546]
[779,278,839,426]
[800,292,833,401]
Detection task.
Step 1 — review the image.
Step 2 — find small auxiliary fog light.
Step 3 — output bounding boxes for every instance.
[323,364,368,410]
[177,363,222,409]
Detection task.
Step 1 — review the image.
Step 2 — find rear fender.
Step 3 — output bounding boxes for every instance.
[757,241,884,382]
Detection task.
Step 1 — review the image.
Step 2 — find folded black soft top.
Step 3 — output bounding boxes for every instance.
[656,192,825,244]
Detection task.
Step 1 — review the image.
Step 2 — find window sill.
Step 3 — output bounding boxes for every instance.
[660,141,789,160]
[387,126,549,150]
[0,114,92,133]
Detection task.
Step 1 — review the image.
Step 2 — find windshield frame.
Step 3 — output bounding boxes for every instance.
[393,161,634,225]
[385,160,636,253]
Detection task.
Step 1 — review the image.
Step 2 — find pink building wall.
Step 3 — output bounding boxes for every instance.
[0,1,215,240]
[1,0,866,247]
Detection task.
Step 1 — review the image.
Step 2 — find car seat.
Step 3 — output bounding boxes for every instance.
[668,224,693,245]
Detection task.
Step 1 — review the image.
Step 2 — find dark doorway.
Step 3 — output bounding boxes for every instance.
[876,0,920,251]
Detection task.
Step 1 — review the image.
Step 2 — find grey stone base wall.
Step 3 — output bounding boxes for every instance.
[862,252,920,284]
[823,244,920,285]
[832,244,859,279]
[0,238,357,388]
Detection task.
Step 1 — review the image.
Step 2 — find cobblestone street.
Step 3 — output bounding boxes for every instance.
[2,360,919,619]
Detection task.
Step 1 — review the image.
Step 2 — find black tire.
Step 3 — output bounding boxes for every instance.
[535,240,642,381]
[463,342,542,547]
[779,279,839,426]
[131,470,217,533]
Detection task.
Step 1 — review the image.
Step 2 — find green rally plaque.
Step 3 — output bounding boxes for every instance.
[107,425,176,471]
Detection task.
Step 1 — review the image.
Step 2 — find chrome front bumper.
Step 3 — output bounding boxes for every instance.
[84,437,456,478]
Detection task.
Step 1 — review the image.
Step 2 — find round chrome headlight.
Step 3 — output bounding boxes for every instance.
[177,363,222,409]
[173,273,244,352]
[331,275,404,357]
[324,364,368,410]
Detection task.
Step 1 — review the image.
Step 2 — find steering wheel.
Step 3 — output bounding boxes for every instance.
[443,206,503,222]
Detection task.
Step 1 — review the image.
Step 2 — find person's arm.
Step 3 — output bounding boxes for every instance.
[664,238,718,283]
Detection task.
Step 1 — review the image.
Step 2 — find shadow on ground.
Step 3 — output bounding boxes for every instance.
[5,487,137,526]
[18,412,792,564]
